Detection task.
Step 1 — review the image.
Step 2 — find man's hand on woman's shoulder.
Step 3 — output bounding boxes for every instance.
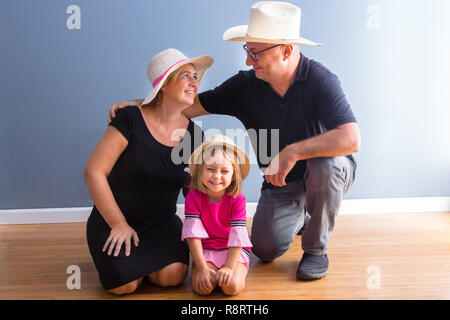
[108,99,143,124]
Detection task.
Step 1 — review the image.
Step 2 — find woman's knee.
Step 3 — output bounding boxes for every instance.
[150,263,188,287]
[107,278,142,296]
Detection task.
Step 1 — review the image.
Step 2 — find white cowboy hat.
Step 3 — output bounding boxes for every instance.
[142,48,214,105]
[189,134,250,180]
[223,1,322,46]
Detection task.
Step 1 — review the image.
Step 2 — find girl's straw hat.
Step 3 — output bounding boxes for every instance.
[189,135,250,180]
[142,48,214,105]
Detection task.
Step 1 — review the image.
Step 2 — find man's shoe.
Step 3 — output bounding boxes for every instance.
[297,214,311,236]
[296,253,329,280]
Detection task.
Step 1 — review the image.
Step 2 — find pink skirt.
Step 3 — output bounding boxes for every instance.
[202,248,250,270]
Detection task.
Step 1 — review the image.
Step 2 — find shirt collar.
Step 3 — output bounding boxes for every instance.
[254,53,310,90]
[295,53,310,83]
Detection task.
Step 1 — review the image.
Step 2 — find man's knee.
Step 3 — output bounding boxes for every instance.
[251,207,297,262]
[251,237,290,262]
[305,157,346,192]
[251,216,277,262]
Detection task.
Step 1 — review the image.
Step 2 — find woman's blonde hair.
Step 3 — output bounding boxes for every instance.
[189,145,244,198]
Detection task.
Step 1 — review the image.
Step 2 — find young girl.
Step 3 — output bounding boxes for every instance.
[181,134,252,296]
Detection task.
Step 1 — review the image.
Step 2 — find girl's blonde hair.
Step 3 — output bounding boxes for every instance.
[189,145,244,198]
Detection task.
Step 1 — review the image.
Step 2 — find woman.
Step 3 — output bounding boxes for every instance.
[84,48,213,295]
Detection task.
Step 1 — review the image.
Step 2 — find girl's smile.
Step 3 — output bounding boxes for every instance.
[201,151,234,201]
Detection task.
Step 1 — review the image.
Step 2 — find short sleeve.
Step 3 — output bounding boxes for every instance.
[198,72,245,117]
[108,107,134,141]
[229,193,247,222]
[181,190,209,240]
[313,70,356,130]
[227,193,252,248]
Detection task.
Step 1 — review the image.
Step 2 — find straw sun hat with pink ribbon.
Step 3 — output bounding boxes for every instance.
[142,48,214,105]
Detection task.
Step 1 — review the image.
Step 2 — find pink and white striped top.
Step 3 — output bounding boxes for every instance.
[181,189,252,257]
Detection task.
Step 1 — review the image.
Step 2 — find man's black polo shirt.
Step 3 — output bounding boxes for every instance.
[198,54,357,190]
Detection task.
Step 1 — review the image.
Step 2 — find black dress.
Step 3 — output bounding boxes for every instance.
[86,106,203,290]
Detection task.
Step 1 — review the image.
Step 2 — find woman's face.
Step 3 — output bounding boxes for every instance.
[161,64,198,107]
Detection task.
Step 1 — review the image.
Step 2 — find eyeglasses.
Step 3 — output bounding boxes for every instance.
[243,44,282,62]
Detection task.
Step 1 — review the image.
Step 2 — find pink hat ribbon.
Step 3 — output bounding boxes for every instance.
[152,59,188,88]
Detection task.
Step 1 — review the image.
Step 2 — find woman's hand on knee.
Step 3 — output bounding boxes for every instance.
[102,222,139,257]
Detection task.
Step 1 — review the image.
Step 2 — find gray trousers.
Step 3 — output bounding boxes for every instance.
[251,157,356,261]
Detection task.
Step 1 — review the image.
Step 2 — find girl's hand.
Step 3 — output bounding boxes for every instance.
[195,267,217,295]
[216,267,234,287]
[102,222,139,257]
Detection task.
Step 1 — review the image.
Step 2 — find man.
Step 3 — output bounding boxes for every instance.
[110,1,360,280]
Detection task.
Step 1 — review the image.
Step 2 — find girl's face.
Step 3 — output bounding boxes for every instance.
[161,64,198,107]
[201,151,234,198]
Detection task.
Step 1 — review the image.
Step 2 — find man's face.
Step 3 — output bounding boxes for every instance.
[245,42,284,82]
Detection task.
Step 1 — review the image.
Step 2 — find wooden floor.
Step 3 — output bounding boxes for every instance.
[1,212,450,300]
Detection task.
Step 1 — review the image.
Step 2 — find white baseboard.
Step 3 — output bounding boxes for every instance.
[338,197,450,215]
[0,207,93,225]
[0,197,449,225]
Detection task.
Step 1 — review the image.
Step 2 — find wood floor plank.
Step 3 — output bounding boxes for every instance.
[1,212,449,300]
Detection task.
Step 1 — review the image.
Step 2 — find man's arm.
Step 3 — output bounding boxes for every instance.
[181,95,211,119]
[289,122,361,160]
[265,122,361,186]
[108,95,210,123]
[108,99,142,124]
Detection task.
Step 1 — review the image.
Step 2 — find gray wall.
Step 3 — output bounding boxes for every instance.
[1,0,449,209]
